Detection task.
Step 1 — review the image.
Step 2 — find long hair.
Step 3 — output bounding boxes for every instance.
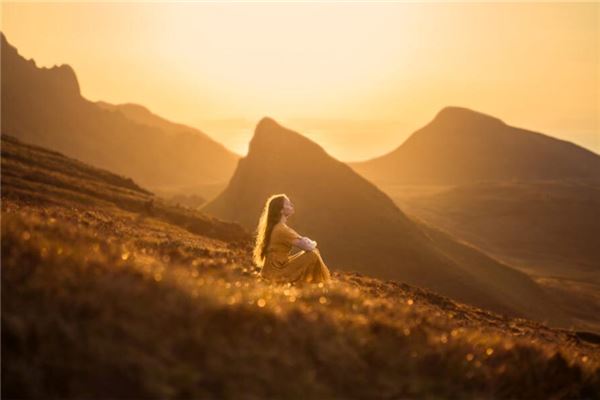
[253,194,288,267]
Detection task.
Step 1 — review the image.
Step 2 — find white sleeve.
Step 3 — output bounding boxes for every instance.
[297,236,317,251]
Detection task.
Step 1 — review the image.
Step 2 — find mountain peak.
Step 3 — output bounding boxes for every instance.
[352,105,600,184]
[52,64,81,96]
[431,106,505,127]
[252,117,290,144]
[1,32,81,97]
[255,116,281,133]
[249,117,326,158]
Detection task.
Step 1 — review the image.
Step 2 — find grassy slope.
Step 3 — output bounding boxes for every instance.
[2,135,600,399]
[387,181,600,334]
[390,181,600,276]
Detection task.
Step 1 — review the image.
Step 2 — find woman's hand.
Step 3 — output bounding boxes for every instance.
[294,236,317,251]
[303,237,317,251]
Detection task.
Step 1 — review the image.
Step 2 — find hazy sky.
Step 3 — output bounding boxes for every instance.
[2,1,598,160]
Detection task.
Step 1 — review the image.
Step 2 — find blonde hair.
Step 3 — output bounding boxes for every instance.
[253,194,288,267]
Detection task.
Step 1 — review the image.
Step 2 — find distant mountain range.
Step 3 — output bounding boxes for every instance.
[350,106,600,185]
[203,117,569,326]
[0,33,239,194]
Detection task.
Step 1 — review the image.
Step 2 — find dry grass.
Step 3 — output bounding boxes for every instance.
[2,200,599,399]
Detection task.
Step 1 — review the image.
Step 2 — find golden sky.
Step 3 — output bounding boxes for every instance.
[1,1,598,160]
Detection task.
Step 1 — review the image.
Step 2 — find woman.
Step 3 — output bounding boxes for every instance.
[253,194,331,284]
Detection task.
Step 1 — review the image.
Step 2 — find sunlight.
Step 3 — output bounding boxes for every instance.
[151,3,413,114]
[2,2,598,159]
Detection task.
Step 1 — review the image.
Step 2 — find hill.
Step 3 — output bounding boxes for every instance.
[202,118,570,327]
[349,106,600,185]
[2,134,599,399]
[0,32,239,196]
[388,180,600,333]
[0,134,247,244]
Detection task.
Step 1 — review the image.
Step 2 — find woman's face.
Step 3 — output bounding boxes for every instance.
[282,197,295,217]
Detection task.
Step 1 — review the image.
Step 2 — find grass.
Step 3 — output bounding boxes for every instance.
[2,134,599,399]
[2,200,599,399]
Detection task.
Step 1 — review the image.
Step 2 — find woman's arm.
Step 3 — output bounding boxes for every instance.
[283,224,317,251]
[292,236,317,251]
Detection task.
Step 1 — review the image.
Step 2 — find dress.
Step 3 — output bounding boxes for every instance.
[260,222,331,284]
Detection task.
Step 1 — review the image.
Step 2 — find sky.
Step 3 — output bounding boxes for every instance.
[1,1,598,161]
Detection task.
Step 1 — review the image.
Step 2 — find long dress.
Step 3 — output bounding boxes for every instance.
[260,222,331,284]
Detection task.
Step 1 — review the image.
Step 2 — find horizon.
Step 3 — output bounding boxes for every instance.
[2,1,598,160]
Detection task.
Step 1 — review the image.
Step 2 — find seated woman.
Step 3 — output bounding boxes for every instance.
[253,194,331,284]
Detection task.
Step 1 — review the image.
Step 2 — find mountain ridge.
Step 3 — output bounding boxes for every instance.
[1,32,239,195]
[350,106,600,185]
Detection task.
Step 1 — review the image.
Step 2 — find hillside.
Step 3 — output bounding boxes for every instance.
[0,134,247,244]
[2,134,599,399]
[349,106,600,186]
[202,117,570,327]
[0,33,239,196]
[387,180,600,333]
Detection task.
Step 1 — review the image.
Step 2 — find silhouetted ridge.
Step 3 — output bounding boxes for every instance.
[48,64,80,97]
[431,106,505,129]
[1,32,81,97]
[97,101,152,116]
[1,33,239,192]
[255,116,280,133]
[249,117,328,159]
[350,106,600,184]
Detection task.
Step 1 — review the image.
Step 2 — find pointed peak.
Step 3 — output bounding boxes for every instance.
[248,117,327,159]
[2,32,81,97]
[252,116,299,142]
[1,32,19,56]
[255,116,282,133]
[251,117,293,146]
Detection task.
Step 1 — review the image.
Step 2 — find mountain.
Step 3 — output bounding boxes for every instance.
[2,134,598,399]
[95,101,206,138]
[350,106,600,185]
[0,33,239,195]
[202,117,569,326]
